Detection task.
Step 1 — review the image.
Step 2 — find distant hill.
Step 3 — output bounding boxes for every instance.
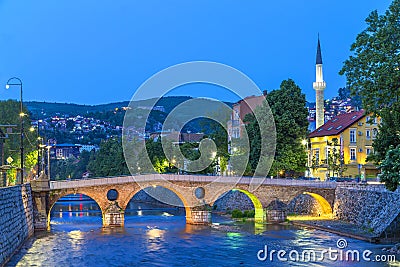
[25,101,129,117]
[306,101,316,108]
[26,97,234,134]
[25,96,195,118]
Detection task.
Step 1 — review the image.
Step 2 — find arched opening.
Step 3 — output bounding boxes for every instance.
[287,192,332,220]
[49,193,103,230]
[124,186,187,226]
[213,189,264,223]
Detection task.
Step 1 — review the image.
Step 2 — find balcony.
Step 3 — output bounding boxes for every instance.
[313,81,326,90]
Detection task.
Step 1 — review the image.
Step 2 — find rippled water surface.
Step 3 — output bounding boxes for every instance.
[7,196,399,267]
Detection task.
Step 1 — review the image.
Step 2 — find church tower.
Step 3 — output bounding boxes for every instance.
[313,36,326,129]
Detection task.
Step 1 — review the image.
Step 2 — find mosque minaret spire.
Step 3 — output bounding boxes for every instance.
[313,35,326,129]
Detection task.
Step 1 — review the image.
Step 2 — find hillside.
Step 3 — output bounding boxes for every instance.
[25,96,233,134]
[25,96,195,118]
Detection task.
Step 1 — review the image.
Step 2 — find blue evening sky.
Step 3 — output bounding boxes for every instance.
[0,0,393,105]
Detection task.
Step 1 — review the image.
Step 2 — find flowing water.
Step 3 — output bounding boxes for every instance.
[6,195,399,267]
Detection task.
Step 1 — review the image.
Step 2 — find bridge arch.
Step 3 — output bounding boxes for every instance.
[212,188,264,222]
[48,192,103,229]
[303,192,332,215]
[288,191,333,217]
[123,184,192,222]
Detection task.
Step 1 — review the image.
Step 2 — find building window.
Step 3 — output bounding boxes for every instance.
[372,128,378,139]
[325,147,331,160]
[350,148,356,161]
[232,128,240,138]
[314,149,320,164]
[234,109,239,120]
[366,116,370,125]
[366,148,371,156]
[350,129,356,143]
[56,149,63,159]
[366,129,371,140]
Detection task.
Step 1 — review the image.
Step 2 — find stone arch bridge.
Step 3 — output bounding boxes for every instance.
[31,174,336,229]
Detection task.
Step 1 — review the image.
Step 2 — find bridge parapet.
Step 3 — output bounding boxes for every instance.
[49,174,337,190]
[336,183,400,193]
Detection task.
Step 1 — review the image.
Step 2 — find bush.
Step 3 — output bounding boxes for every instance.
[247,210,255,217]
[231,209,243,218]
[232,209,255,218]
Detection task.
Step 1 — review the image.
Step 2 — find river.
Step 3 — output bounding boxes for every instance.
[6,195,399,267]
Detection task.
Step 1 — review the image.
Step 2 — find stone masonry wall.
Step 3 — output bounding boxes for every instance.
[333,185,400,237]
[213,191,254,211]
[130,187,184,207]
[0,184,34,266]
[287,194,324,216]
[381,214,400,242]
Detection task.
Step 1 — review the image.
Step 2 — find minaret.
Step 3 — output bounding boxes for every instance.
[313,36,326,129]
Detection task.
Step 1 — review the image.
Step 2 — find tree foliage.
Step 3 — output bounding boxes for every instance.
[379,145,400,191]
[0,100,37,184]
[50,150,93,180]
[326,138,347,177]
[268,79,309,176]
[339,0,400,189]
[87,138,129,177]
[339,1,400,115]
[201,115,230,174]
[244,79,308,176]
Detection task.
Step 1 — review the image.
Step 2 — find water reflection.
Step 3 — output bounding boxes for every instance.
[146,228,165,251]
[68,230,84,251]
[51,194,102,220]
[226,232,243,249]
[7,198,398,267]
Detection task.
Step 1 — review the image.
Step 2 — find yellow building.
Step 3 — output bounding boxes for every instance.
[308,110,380,180]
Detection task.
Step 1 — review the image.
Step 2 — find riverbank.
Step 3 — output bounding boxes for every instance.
[291,219,381,243]
[214,212,394,244]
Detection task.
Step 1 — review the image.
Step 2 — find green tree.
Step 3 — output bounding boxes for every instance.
[378,145,400,191]
[339,0,400,190]
[244,79,308,176]
[87,138,129,177]
[200,110,230,174]
[326,138,347,177]
[243,112,261,173]
[266,79,308,176]
[339,0,400,116]
[0,100,37,184]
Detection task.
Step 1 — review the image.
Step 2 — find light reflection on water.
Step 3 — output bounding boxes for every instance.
[6,197,398,267]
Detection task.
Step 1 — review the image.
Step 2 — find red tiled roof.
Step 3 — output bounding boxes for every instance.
[308,110,365,138]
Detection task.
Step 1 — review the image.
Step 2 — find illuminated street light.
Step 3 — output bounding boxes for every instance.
[302,139,311,177]
[6,77,24,184]
[46,145,52,180]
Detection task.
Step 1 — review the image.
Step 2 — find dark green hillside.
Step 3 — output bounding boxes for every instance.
[25,96,195,118]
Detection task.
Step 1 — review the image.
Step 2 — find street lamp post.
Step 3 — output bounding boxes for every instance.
[46,145,52,180]
[302,139,310,177]
[6,77,24,184]
[29,125,42,178]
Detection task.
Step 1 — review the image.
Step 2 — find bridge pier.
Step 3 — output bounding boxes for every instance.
[255,209,266,223]
[186,206,212,225]
[30,172,50,231]
[103,202,124,227]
